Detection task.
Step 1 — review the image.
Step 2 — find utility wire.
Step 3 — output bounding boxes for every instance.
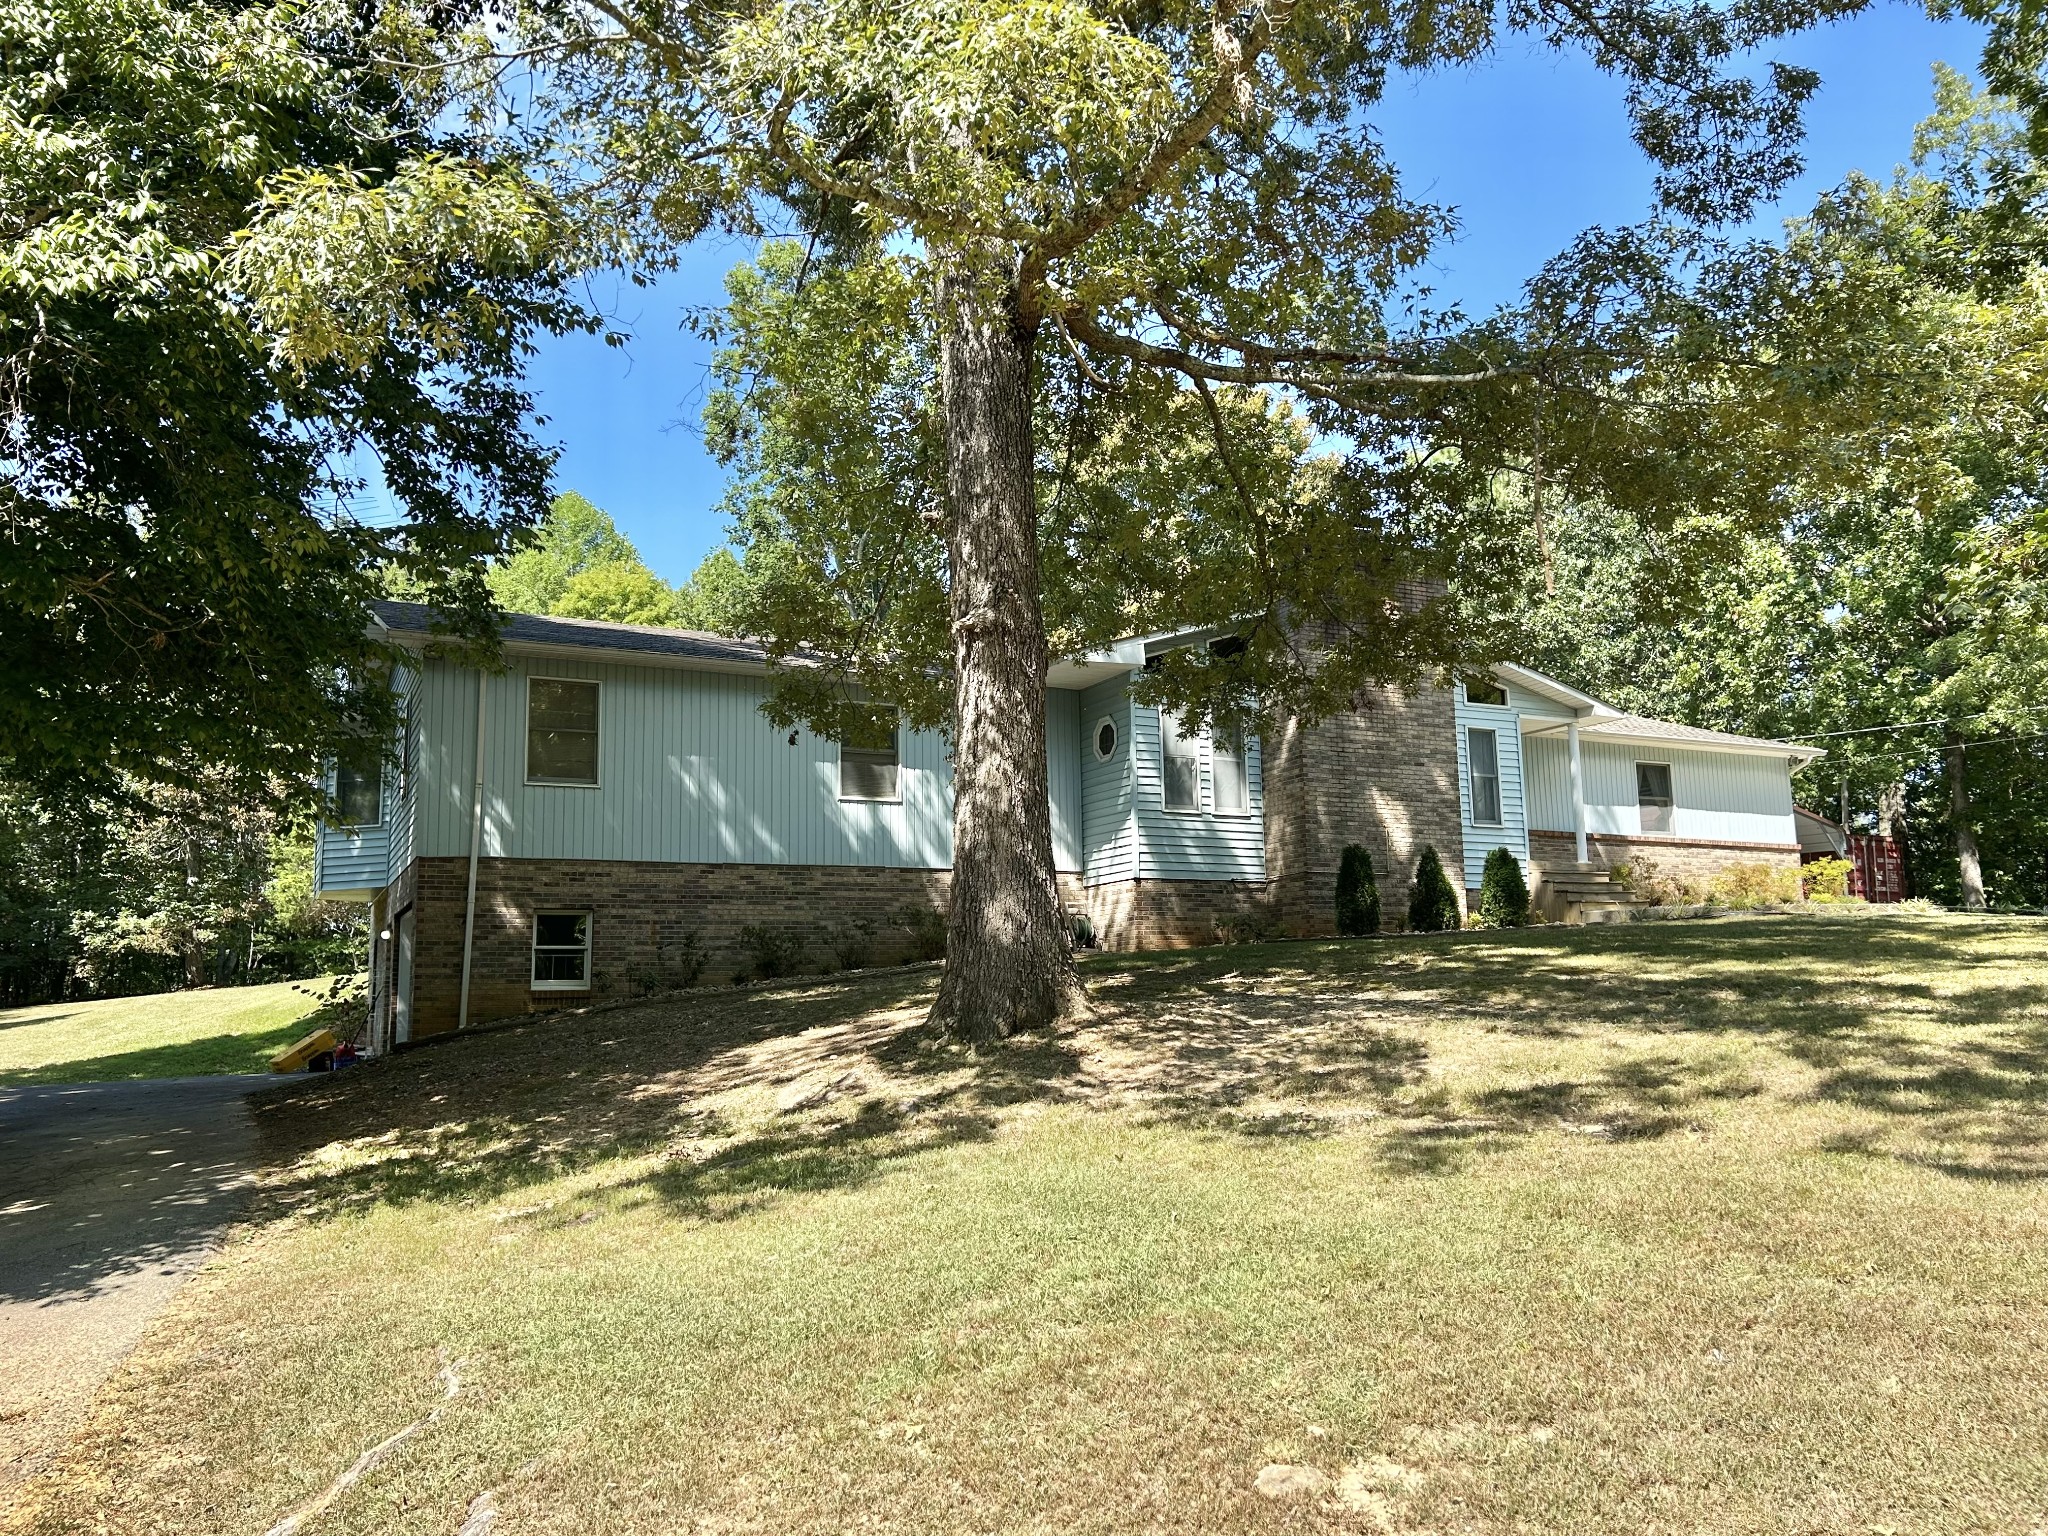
[1785,705,2048,742]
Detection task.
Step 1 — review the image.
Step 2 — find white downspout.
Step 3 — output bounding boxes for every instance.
[458,670,487,1032]
[1568,718,1588,865]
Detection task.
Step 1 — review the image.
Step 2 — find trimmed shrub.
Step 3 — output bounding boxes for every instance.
[1800,856,1859,902]
[896,903,948,962]
[737,924,806,981]
[1407,845,1461,932]
[1478,847,1531,927]
[1335,843,1381,936]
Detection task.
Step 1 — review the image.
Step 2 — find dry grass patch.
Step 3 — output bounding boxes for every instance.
[12,912,2048,1535]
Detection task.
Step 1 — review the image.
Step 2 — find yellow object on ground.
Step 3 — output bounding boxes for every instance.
[268,1029,337,1074]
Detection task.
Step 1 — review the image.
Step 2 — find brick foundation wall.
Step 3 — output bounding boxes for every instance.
[1529,831,1799,898]
[1078,878,1273,951]
[400,856,951,1037]
[1263,677,1465,935]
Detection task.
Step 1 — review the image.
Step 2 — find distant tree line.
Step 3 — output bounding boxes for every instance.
[0,779,365,1007]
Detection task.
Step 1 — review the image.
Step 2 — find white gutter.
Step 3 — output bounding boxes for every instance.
[457,670,487,1033]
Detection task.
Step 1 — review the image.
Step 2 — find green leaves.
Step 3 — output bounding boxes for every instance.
[0,0,582,807]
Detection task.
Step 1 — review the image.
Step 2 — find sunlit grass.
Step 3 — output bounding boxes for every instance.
[16,912,2048,1534]
[0,977,352,1085]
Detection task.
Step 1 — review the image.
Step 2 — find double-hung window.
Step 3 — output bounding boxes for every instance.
[1212,732,1250,815]
[1160,709,1200,812]
[838,704,900,801]
[527,678,600,785]
[334,745,383,827]
[532,912,591,989]
[1636,762,1675,835]
[1467,726,1502,826]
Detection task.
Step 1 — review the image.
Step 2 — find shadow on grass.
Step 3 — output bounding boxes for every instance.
[250,913,2048,1222]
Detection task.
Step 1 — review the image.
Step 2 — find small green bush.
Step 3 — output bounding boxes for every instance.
[1335,843,1381,936]
[896,903,948,962]
[826,921,876,971]
[737,924,807,981]
[1800,856,1859,902]
[1407,845,1461,932]
[1478,847,1531,927]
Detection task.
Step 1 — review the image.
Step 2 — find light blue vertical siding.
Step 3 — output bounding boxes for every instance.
[1127,695,1266,882]
[1525,734,1572,832]
[1453,682,1529,890]
[403,655,1083,873]
[1524,736,1797,844]
[1079,676,1136,885]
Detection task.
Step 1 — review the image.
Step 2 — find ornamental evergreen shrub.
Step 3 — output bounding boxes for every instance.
[1478,846,1531,927]
[1335,843,1381,936]
[1407,845,1461,932]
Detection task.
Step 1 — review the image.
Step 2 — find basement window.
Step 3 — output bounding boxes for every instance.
[838,705,900,801]
[1637,762,1675,835]
[532,912,591,990]
[527,678,600,785]
[1467,727,1503,826]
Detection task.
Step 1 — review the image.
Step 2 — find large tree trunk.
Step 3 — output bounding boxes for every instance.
[926,266,1086,1045]
[1944,729,1986,911]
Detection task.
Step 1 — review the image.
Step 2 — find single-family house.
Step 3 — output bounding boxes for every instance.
[318,600,1823,1045]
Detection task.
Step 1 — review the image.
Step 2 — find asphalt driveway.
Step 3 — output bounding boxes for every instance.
[0,1075,274,1492]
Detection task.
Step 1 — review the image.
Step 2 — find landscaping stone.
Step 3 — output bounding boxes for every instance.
[1253,1463,1331,1500]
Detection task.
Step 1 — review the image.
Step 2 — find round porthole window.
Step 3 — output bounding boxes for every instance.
[1093,718,1119,761]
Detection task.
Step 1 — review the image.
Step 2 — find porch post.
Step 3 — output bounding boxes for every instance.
[1568,719,1588,865]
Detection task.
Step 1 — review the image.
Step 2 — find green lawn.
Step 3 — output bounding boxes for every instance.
[17,911,2048,1534]
[0,977,352,1084]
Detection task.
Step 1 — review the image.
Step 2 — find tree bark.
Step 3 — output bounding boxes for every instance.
[926,265,1086,1045]
[1944,729,1986,911]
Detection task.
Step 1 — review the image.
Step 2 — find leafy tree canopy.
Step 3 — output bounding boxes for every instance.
[487,491,757,630]
[1,0,592,808]
[1490,74,2048,911]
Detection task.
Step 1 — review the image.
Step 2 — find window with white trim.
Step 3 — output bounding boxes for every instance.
[1212,731,1250,814]
[1467,726,1502,825]
[1464,676,1508,707]
[335,745,383,827]
[1636,761,1674,835]
[1093,717,1119,761]
[838,704,900,801]
[532,912,591,989]
[527,678,599,784]
[1160,708,1199,812]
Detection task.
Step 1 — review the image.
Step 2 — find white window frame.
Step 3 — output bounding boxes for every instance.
[1463,676,1509,708]
[525,676,602,788]
[837,705,902,803]
[1467,726,1503,826]
[1092,716,1120,762]
[531,910,593,991]
[1211,732,1251,817]
[1636,760,1675,836]
[1159,707,1201,814]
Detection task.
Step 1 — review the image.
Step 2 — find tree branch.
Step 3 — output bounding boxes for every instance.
[1021,0,1292,293]
[1061,307,1520,407]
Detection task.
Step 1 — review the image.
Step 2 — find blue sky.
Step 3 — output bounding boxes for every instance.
[519,8,1985,584]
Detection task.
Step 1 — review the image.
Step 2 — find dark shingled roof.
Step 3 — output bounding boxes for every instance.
[371,599,777,669]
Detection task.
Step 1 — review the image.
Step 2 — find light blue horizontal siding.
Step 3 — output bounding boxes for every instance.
[1128,697,1266,882]
[1454,683,1529,890]
[1079,677,1136,886]
[407,656,1083,872]
[1525,736,1797,844]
